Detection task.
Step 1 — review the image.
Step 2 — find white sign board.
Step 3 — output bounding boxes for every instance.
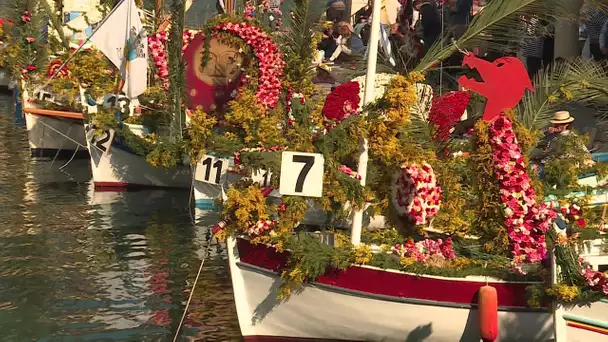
[279,152,324,197]
[35,90,56,103]
[251,169,273,188]
[195,155,230,185]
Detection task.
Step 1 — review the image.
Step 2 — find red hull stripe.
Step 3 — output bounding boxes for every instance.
[244,336,351,342]
[94,182,129,188]
[93,182,187,190]
[566,321,608,335]
[237,238,543,309]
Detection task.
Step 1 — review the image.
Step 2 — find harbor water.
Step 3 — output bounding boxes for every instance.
[0,93,241,340]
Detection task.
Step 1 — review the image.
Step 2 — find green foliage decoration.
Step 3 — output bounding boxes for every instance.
[3,0,48,81]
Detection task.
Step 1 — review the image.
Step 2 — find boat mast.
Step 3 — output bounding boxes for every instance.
[167,0,186,139]
[351,0,380,245]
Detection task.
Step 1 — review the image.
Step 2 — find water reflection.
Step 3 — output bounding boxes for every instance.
[0,95,240,341]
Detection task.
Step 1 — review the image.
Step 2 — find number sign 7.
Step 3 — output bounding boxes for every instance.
[279,152,324,197]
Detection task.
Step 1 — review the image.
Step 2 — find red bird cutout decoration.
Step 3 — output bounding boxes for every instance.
[457,54,534,122]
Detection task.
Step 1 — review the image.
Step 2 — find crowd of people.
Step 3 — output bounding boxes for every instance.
[318,0,477,64]
[318,1,608,82]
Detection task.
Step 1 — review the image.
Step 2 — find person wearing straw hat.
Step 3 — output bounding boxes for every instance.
[548,110,575,135]
[536,110,592,162]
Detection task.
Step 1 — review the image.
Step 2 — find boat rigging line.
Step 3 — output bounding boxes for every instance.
[172,232,215,342]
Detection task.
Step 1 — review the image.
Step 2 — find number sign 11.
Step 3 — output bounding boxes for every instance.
[279,152,324,197]
[195,155,229,185]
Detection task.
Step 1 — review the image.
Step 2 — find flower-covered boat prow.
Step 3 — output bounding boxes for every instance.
[195,0,608,340]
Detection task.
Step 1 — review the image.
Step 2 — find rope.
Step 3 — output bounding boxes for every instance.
[51,124,76,166]
[34,117,88,149]
[59,148,81,170]
[172,229,215,341]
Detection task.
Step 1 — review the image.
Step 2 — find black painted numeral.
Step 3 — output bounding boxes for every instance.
[107,95,117,107]
[95,131,111,153]
[213,159,223,184]
[201,157,224,184]
[293,155,314,193]
[262,171,270,187]
[202,157,212,182]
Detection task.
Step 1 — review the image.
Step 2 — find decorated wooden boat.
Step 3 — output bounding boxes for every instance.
[189,0,608,341]
[72,0,195,189]
[227,235,608,341]
[5,0,106,159]
[21,83,88,159]
[84,129,192,189]
[227,236,553,341]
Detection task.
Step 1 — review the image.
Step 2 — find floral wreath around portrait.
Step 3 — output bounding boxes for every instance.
[148,20,284,109]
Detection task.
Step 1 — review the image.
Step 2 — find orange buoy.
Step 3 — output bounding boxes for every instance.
[478,285,498,342]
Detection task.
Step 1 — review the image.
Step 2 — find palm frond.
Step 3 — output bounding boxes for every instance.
[415,0,573,73]
[281,0,324,90]
[284,0,322,59]
[518,58,608,130]
[403,84,450,153]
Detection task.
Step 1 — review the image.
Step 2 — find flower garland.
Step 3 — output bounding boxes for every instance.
[581,264,608,295]
[232,145,288,168]
[428,91,471,141]
[339,165,362,180]
[213,22,284,108]
[488,116,555,264]
[247,219,276,235]
[321,81,361,126]
[560,202,586,228]
[148,29,200,89]
[391,163,442,225]
[350,73,396,109]
[10,8,42,80]
[392,238,456,264]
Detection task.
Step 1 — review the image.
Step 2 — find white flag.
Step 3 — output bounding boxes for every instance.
[90,0,148,99]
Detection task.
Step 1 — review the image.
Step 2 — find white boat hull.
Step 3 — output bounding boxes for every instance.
[25,112,87,158]
[228,237,608,341]
[86,137,192,189]
[21,82,87,158]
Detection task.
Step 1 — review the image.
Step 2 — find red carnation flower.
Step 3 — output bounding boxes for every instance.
[321,81,361,124]
[428,91,471,141]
